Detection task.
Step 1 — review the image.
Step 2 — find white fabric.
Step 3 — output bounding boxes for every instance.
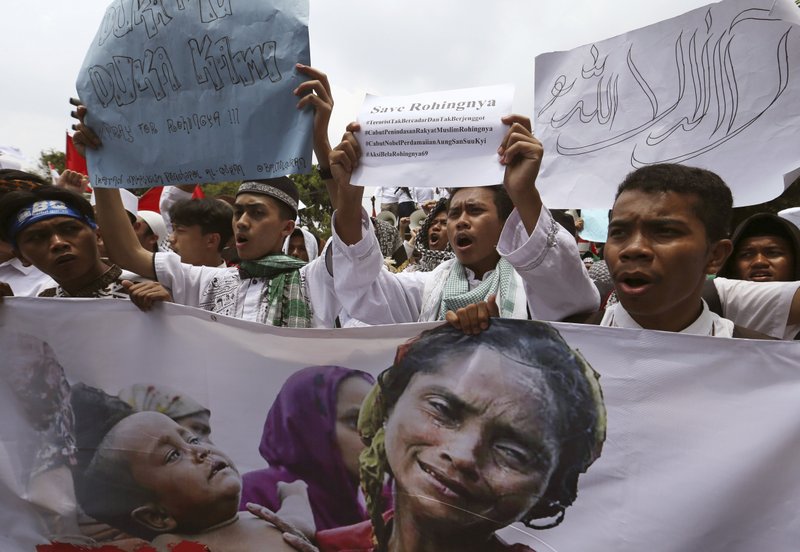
[714,277,800,339]
[158,186,193,235]
[0,259,56,297]
[153,251,338,327]
[600,300,735,337]
[331,206,600,324]
[375,187,397,205]
[410,187,434,205]
[376,186,412,204]
[137,210,169,252]
[282,227,319,261]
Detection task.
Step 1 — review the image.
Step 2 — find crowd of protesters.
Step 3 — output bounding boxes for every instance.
[1,59,799,552]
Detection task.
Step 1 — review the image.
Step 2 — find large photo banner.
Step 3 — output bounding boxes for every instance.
[1,298,799,552]
[534,0,800,209]
[76,0,312,188]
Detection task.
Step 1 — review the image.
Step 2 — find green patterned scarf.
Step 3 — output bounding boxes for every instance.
[437,257,518,320]
[239,254,312,328]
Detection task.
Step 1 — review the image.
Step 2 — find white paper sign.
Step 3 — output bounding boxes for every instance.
[351,84,514,188]
[534,0,800,208]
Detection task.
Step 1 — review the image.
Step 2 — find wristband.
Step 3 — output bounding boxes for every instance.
[318,166,333,180]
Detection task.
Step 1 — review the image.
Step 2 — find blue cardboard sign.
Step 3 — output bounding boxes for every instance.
[77,0,312,187]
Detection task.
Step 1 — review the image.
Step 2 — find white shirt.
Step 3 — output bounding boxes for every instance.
[411,187,434,205]
[154,251,338,327]
[331,206,600,324]
[714,277,800,339]
[600,300,735,337]
[0,258,56,297]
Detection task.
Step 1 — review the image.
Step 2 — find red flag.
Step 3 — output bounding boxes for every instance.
[138,186,164,212]
[137,185,205,212]
[65,133,88,175]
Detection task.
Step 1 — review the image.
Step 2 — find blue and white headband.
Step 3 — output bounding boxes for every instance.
[8,200,96,247]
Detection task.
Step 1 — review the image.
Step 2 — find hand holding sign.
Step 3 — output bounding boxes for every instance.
[499,114,545,234]
[330,123,364,247]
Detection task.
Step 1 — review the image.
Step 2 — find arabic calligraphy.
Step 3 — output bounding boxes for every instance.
[537,7,792,167]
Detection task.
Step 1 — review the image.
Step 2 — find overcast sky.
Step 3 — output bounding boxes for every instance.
[2,0,714,167]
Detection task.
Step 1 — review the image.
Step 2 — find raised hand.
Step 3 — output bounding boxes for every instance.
[69,97,101,157]
[294,65,334,170]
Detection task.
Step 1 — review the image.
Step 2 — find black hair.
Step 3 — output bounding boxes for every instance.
[551,209,577,238]
[0,169,49,193]
[0,186,95,242]
[615,164,732,242]
[448,185,514,223]
[168,198,234,252]
[380,319,604,528]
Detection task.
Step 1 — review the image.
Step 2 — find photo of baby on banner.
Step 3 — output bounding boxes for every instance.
[0,320,605,552]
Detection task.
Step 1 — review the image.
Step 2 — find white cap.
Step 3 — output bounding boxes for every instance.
[137,210,170,252]
[778,207,800,231]
[90,188,139,219]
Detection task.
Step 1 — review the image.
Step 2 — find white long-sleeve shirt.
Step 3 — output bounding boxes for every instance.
[331,206,600,324]
[154,251,338,327]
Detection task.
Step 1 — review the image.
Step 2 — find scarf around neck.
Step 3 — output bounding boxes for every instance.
[437,258,518,320]
[238,254,311,328]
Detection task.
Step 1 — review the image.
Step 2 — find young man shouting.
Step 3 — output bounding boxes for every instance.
[327,116,599,324]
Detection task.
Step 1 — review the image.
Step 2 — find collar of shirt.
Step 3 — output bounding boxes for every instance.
[601,300,734,337]
[0,257,38,275]
[462,266,496,289]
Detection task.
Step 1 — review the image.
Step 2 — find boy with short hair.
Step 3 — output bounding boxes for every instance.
[0,186,168,309]
[93,178,339,327]
[450,164,800,338]
[168,197,234,267]
[600,164,736,334]
[601,164,800,337]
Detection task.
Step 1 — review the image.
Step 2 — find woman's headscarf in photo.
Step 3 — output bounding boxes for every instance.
[357,320,607,550]
[240,365,376,531]
[117,383,210,421]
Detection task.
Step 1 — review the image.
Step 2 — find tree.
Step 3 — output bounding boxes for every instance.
[291,166,333,239]
[197,167,334,237]
[38,149,65,177]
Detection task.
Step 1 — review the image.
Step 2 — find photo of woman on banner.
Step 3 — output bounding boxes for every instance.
[241,365,378,531]
[297,319,607,552]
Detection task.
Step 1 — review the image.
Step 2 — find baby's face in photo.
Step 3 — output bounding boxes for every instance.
[113,411,241,530]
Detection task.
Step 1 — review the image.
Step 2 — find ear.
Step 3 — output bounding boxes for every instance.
[705,238,733,275]
[131,503,178,534]
[206,232,221,251]
[280,219,296,240]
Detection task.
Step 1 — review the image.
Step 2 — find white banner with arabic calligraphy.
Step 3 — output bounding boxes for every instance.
[1,298,799,552]
[534,0,800,209]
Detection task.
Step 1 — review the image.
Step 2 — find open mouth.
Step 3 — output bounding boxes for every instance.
[429,232,440,247]
[454,234,473,249]
[208,460,229,480]
[616,273,654,296]
[418,461,472,501]
[235,235,249,248]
